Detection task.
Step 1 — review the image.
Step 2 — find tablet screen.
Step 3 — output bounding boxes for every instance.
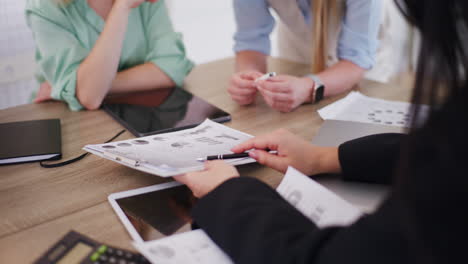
[113,184,197,242]
[102,88,231,137]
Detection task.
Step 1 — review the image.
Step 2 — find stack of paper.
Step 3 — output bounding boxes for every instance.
[318,92,428,128]
[134,167,362,264]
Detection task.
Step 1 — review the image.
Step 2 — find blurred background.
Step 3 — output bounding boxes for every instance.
[0,0,280,110]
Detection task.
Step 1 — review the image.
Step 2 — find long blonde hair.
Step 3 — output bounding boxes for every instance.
[311,0,340,73]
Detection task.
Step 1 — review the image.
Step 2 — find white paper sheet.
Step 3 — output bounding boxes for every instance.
[132,167,363,264]
[134,230,234,264]
[277,167,362,228]
[318,92,428,128]
[84,119,255,177]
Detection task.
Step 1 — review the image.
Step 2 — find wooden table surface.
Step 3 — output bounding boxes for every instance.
[0,58,414,263]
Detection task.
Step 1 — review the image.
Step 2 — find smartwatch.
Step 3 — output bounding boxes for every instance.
[306,74,325,103]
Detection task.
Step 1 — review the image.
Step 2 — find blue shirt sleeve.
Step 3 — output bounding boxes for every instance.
[233,0,275,55]
[337,0,382,69]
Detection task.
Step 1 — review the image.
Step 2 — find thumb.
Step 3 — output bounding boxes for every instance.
[250,150,287,173]
[34,94,49,103]
[173,174,188,185]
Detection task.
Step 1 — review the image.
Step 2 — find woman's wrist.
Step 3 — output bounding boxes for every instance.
[300,76,315,103]
[310,146,342,175]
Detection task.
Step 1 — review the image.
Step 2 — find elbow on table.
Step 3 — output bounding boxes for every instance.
[76,89,102,111]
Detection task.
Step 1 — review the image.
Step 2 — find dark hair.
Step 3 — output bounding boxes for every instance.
[395,0,468,126]
[393,1,468,262]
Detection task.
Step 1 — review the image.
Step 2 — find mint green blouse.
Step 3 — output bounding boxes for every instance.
[25,0,194,111]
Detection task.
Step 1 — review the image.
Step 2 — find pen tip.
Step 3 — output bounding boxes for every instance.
[196,158,206,162]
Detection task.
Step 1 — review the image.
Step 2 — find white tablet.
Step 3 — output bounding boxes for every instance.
[108,181,197,243]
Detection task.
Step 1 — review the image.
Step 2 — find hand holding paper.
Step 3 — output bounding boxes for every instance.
[174,161,240,198]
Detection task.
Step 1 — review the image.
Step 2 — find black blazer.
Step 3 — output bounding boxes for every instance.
[191,99,468,264]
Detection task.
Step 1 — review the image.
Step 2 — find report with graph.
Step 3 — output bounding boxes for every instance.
[83,119,255,177]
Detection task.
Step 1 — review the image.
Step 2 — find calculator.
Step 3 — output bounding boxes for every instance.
[34,230,150,264]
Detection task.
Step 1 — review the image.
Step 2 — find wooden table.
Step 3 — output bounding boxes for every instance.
[0,58,413,263]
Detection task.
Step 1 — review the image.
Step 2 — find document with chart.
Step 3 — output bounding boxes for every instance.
[318,92,429,128]
[84,119,255,177]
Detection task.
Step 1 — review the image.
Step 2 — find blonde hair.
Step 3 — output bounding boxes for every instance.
[311,0,340,73]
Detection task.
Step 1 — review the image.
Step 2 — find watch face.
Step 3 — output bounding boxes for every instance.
[315,85,325,103]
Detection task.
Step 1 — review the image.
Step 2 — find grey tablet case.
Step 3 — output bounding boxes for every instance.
[312,120,406,147]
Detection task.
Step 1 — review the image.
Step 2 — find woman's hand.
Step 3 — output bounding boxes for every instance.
[232,129,341,176]
[256,75,314,112]
[34,82,53,103]
[228,70,264,105]
[174,161,240,198]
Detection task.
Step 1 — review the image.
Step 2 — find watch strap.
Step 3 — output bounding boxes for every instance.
[306,74,325,103]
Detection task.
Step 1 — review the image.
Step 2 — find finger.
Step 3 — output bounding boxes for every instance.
[34,94,50,103]
[272,103,294,113]
[232,134,279,153]
[264,75,290,82]
[231,95,255,105]
[260,88,293,104]
[257,88,274,106]
[228,85,257,96]
[232,75,257,89]
[239,71,263,80]
[249,150,288,173]
[258,80,291,94]
[173,173,190,185]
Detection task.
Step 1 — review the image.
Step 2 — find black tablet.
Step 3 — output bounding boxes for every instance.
[101,88,231,137]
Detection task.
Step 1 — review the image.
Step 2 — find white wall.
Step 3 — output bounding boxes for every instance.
[167,0,279,65]
[167,0,237,64]
[0,0,37,110]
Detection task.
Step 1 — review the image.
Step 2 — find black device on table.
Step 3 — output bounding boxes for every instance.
[34,230,149,264]
[101,87,231,137]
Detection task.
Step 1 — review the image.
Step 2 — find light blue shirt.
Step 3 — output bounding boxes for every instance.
[233,0,382,69]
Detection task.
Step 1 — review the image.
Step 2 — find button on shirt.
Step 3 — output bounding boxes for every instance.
[233,0,382,70]
[25,0,194,111]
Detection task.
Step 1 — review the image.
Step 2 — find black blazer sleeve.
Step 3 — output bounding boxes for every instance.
[193,99,468,264]
[338,133,405,184]
[192,177,409,264]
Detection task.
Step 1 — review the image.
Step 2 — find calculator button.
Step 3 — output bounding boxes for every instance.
[118,259,127,264]
[90,252,100,262]
[107,248,114,254]
[109,257,117,263]
[125,252,133,259]
[98,245,108,254]
[116,250,124,256]
[99,255,108,261]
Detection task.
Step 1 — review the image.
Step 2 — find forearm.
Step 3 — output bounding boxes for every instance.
[109,63,175,94]
[317,60,366,97]
[235,50,268,73]
[339,133,405,184]
[76,2,130,110]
